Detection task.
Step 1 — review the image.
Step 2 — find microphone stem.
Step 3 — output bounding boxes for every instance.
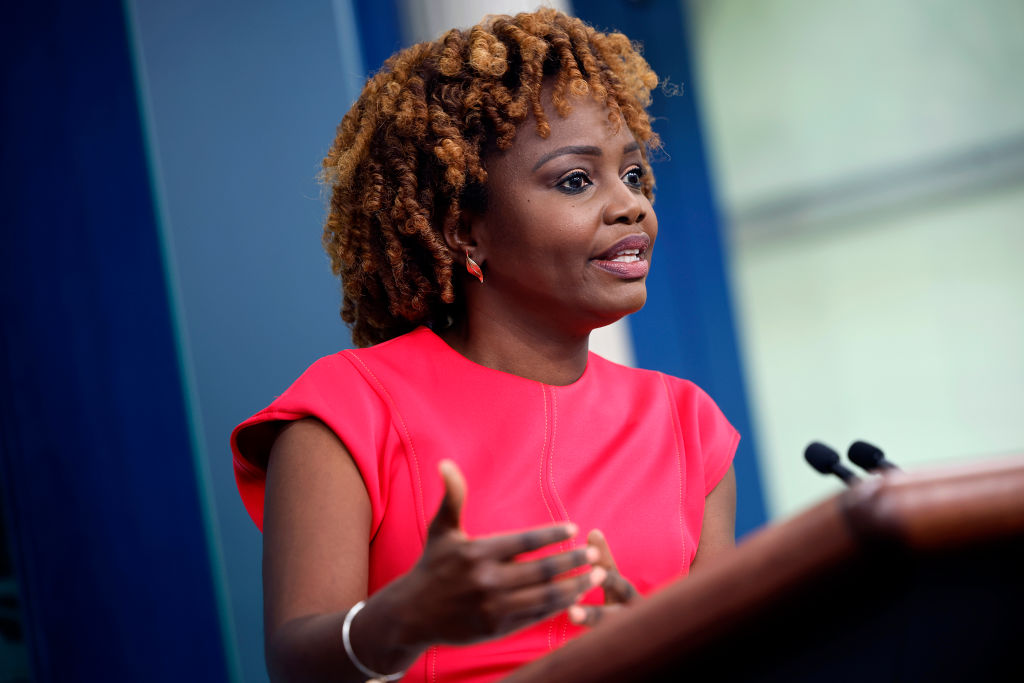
[834,467,861,486]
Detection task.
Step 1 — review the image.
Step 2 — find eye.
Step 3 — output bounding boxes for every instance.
[556,170,592,194]
[622,165,645,189]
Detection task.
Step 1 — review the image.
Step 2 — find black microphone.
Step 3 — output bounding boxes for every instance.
[848,440,900,473]
[804,441,861,487]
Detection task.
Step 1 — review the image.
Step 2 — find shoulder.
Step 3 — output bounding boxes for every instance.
[587,353,735,439]
[337,326,439,378]
[232,331,436,470]
[291,327,435,396]
[585,352,707,401]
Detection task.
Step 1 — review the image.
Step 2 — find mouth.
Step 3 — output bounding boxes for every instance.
[590,234,651,278]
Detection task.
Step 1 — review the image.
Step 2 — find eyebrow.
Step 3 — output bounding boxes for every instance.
[531,142,641,172]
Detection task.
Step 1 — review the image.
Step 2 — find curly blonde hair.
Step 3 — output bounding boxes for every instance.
[322,8,659,347]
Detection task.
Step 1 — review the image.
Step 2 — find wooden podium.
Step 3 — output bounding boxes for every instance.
[504,455,1024,682]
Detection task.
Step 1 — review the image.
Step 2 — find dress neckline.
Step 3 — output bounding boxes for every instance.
[414,326,594,389]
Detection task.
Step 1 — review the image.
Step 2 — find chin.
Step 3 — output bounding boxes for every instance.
[616,285,648,315]
[586,292,647,329]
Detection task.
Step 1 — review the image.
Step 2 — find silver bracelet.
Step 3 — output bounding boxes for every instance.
[342,600,406,682]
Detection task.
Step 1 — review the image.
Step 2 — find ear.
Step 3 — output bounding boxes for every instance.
[443,207,487,265]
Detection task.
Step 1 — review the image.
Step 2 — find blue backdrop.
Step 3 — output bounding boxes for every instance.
[1,1,229,680]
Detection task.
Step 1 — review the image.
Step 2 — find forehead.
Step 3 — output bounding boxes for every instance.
[497,93,638,169]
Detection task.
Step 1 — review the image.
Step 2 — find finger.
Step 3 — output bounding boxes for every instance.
[428,460,467,537]
[567,602,626,627]
[587,529,618,571]
[601,569,640,604]
[497,545,599,589]
[473,522,578,560]
[587,529,639,604]
[498,566,606,627]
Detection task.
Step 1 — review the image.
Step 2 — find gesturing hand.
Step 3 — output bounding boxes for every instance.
[392,460,604,647]
[566,528,640,627]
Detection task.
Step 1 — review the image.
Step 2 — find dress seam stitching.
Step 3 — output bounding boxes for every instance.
[660,373,688,574]
[547,389,572,647]
[537,385,558,651]
[342,350,429,544]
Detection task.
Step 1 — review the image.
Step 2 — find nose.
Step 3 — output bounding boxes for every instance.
[603,183,646,225]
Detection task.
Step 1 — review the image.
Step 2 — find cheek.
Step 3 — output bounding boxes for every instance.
[491,205,561,254]
[545,216,592,257]
[645,206,659,244]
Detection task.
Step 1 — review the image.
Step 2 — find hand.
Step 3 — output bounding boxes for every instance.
[386,460,605,647]
[567,528,639,627]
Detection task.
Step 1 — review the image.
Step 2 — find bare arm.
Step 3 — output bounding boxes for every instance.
[690,465,737,570]
[262,418,402,681]
[261,418,602,682]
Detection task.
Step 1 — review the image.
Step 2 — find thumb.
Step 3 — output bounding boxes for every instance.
[428,459,467,537]
[588,528,638,604]
[587,529,618,571]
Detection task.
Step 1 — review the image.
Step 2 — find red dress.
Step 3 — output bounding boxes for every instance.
[232,327,738,681]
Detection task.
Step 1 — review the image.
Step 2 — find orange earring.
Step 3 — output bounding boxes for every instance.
[465,250,484,283]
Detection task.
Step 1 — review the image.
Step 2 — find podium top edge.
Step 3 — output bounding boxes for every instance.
[839,452,1024,550]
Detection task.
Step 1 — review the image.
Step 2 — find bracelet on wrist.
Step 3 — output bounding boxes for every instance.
[343,600,406,682]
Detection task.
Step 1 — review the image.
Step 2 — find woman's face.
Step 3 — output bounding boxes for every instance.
[471,91,658,336]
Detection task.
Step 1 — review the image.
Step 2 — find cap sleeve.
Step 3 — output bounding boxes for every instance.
[670,377,740,496]
[230,352,392,531]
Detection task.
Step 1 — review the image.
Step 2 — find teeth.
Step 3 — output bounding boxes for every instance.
[611,249,641,263]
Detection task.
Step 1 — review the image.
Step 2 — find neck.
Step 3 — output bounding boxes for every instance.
[438,311,590,386]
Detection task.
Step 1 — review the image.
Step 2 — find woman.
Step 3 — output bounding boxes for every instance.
[232,9,738,682]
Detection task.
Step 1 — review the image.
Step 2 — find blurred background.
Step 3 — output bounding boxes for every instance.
[2,0,1021,680]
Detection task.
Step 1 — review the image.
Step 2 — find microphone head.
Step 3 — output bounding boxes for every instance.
[848,440,885,470]
[804,442,840,474]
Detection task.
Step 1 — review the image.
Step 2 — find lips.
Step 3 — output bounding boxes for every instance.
[590,233,651,278]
